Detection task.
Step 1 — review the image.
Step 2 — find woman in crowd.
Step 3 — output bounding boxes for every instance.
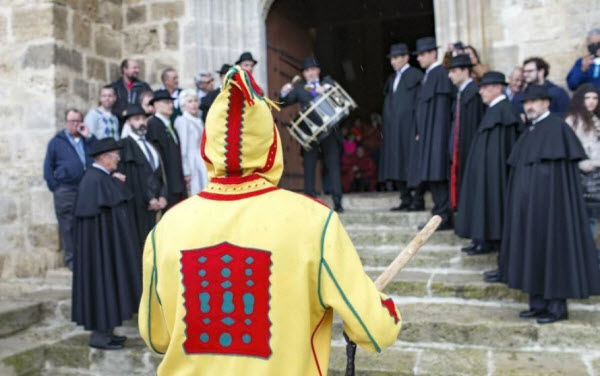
[174,89,209,195]
[566,83,600,242]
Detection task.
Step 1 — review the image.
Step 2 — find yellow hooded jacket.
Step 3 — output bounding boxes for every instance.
[139,66,402,376]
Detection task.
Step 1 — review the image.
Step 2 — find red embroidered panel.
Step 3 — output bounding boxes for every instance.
[181,242,272,358]
[380,298,399,324]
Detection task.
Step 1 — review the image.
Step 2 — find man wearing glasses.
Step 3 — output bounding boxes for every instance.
[43,109,96,270]
[194,70,215,103]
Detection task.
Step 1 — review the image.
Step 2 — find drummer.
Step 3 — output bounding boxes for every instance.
[280,57,344,212]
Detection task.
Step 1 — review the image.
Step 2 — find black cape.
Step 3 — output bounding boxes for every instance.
[407,64,454,186]
[378,66,423,182]
[455,98,521,241]
[146,115,187,208]
[118,136,167,249]
[71,167,142,332]
[449,80,485,192]
[200,88,219,123]
[500,114,600,299]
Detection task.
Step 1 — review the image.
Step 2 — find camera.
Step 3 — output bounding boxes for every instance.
[588,42,600,57]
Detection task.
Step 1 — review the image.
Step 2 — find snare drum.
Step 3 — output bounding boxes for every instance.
[287,82,357,150]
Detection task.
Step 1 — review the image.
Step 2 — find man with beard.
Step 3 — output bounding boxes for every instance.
[454,71,521,260]
[72,138,142,349]
[447,54,485,212]
[118,104,167,249]
[501,85,600,323]
[408,37,454,230]
[379,43,423,211]
[111,58,152,129]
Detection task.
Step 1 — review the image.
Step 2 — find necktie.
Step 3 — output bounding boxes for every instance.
[140,137,157,170]
[165,121,178,145]
[450,92,461,210]
[393,71,401,93]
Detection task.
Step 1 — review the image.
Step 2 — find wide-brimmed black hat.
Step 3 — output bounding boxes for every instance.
[149,89,173,105]
[123,103,147,120]
[387,43,409,57]
[216,64,232,75]
[480,71,508,86]
[235,52,257,65]
[301,57,319,70]
[449,54,473,69]
[90,138,122,157]
[520,84,551,102]
[412,36,438,55]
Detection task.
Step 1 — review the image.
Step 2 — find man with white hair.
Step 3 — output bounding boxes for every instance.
[567,27,600,91]
[505,66,524,101]
[195,70,214,102]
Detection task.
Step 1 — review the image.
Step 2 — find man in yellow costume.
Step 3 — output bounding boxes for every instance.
[139,66,402,376]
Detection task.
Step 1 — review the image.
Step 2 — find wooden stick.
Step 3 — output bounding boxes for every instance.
[374,215,442,291]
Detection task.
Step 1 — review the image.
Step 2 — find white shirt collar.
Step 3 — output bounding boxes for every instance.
[425,61,441,74]
[458,78,473,93]
[532,111,551,125]
[397,63,410,75]
[594,57,600,65]
[155,113,171,125]
[92,163,110,175]
[489,94,507,108]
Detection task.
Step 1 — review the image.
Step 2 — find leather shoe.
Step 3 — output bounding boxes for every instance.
[408,202,425,212]
[390,202,411,212]
[461,243,477,253]
[89,340,125,350]
[519,309,546,318]
[334,204,344,213]
[418,219,453,231]
[483,269,498,278]
[112,334,127,343]
[536,313,568,324]
[483,271,502,283]
[467,244,496,256]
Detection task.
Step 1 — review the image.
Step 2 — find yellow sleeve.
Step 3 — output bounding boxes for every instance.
[138,226,171,354]
[318,210,402,353]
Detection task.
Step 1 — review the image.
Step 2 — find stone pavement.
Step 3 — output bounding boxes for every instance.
[1,192,599,375]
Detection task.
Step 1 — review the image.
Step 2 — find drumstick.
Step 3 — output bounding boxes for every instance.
[373,215,442,291]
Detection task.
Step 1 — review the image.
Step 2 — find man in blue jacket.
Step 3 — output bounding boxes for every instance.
[43,109,96,270]
[566,28,600,91]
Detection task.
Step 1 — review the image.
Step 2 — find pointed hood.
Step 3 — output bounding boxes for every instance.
[201,66,283,186]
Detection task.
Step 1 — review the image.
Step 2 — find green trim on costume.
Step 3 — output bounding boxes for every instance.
[322,259,382,353]
[151,227,162,305]
[317,209,334,310]
[147,226,165,355]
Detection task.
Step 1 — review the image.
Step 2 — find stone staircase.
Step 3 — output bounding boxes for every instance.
[1,192,600,375]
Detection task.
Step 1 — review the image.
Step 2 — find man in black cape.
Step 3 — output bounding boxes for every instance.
[379,43,424,211]
[146,89,187,210]
[447,54,485,213]
[408,37,454,229]
[280,57,344,212]
[118,104,167,249]
[454,72,521,259]
[500,85,600,323]
[71,138,142,349]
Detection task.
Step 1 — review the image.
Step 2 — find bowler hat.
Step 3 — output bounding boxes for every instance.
[413,36,438,55]
[123,103,147,120]
[235,52,257,65]
[520,84,551,102]
[449,54,473,69]
[301,57,319,70]
[216,64,232,75]
[387,43,409,58]
[149,89,173,105]
[90,138,122,157]
[480,71,508,86]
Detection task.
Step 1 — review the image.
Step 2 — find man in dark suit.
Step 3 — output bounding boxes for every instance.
[111,58,152,129]
[280,57,344,212]
[200,64,232,123]
[146,89,187,210]
[236,52,257,74]
[118,104,167,249]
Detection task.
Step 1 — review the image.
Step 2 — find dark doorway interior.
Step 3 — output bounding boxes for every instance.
[266,0,435,191]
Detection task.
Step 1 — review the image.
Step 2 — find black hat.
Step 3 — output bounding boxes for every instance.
[412,36,438,55]
[235,52,257,65]
[449,54,473,69]
[90,138,122,157]
[216,64,232,75]
[480,71,508,86]
[387,43,409,58]
[149,89,173,105]
[520,84,551,102]
[301,57,319,71]
[123,103,147,120]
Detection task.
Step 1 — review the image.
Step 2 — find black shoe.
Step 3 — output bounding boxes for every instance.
[467,244,495,256]
[483,269,498,278]
[536,312,568,324]
[461,242,477,253]
[408,202,425,212]
[483,271,502,283]
[390,202,411,212]
[89,340,125,350]
[112,334,127,343]
[519,309,546,318]
[418,219,453,231]
[334,204,344,213]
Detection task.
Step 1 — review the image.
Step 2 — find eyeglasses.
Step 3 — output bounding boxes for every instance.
[201,79,214,84]
[66,119,82,124]
[107,152,120,160]
[523,69,537,74]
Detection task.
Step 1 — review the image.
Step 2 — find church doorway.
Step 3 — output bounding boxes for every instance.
[266,0,435,191]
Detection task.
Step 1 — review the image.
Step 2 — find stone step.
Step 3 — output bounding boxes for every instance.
[0,301,42,338]
[332,300,600,351]
[348,227,469,247]
[321,192,434,212]
[340,211,433,228]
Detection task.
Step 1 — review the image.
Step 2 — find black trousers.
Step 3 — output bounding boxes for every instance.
[165,192,186,211]
[398,181,414,205]
[413,181,451,222]
[53,187,77,267]
[529,294,567,317]
[303,132,342,197]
